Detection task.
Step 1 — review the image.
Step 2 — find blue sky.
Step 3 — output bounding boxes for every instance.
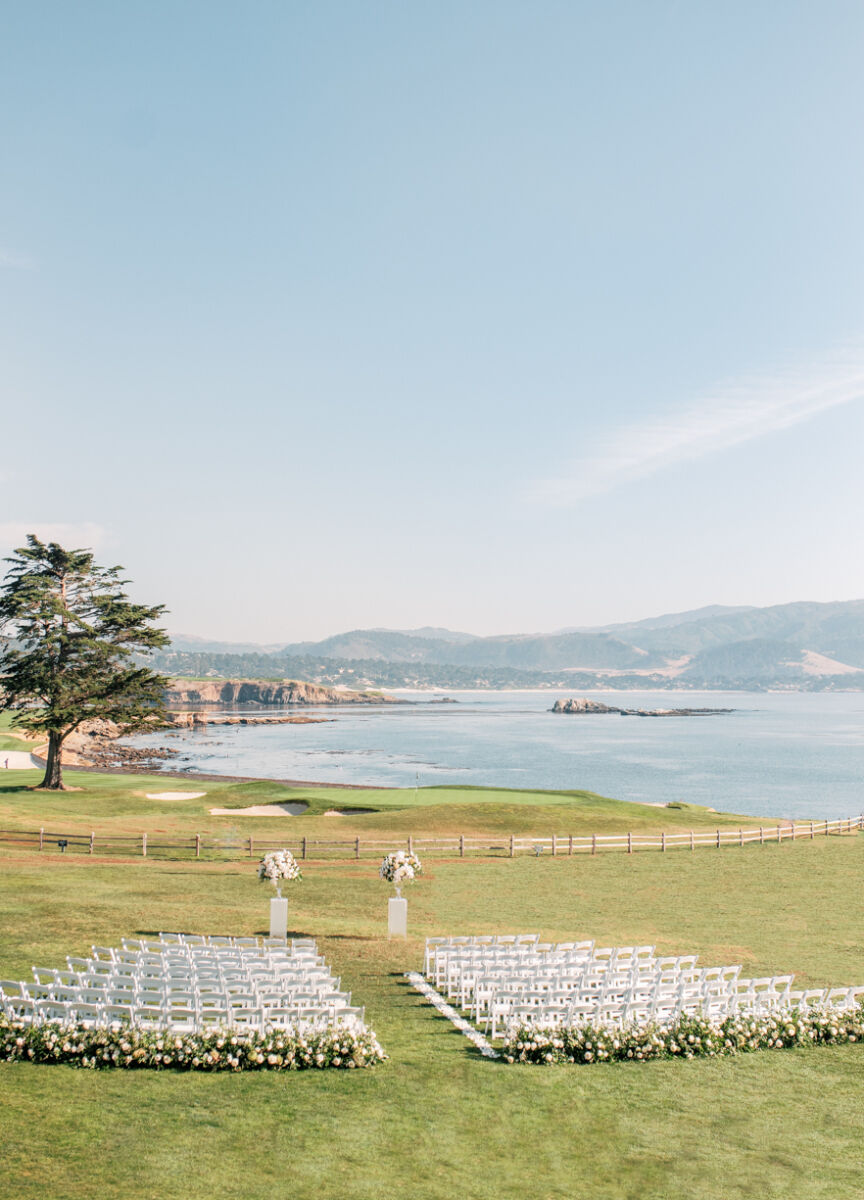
[2,1,863,640]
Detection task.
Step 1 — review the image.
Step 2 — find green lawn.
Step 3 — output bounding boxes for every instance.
[0,769,757,843]
[1,821,863,1199]
[0,712,35,753]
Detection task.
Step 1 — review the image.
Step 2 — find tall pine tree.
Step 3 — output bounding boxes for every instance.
[0,536,169,789]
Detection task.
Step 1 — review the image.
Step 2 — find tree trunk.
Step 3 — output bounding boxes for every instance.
[39,731,65,790]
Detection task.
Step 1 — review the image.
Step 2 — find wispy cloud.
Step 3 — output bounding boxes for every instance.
[0,248,35,271]
[530,343,864,506]
[0,523,108,554]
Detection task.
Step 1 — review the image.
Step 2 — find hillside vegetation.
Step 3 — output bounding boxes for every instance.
[151,600,864,690]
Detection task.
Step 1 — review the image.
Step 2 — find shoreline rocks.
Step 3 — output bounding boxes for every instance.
[166,712,334,729]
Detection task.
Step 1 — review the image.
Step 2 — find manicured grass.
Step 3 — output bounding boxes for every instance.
[0,712,34,753]
[1,832,863,1198]
[0,769,757,843]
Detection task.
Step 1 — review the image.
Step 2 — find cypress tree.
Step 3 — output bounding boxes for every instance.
[0,536,169,789]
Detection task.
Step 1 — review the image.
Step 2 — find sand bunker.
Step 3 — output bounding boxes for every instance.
[146,791,208,801]
[1,752,42,769]
[209,803,308,816]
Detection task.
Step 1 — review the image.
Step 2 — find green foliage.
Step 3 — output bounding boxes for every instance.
[0,712,32,752]
[0,536,169,787]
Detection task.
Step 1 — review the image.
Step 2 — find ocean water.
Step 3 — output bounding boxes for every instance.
[127,690,864,820]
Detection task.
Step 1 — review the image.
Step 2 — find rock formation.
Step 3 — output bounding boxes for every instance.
[551,698,733,717]
[167,712,333,728]
[164,679,405,706]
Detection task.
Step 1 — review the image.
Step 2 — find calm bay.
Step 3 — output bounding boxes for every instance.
[127,689,864,821]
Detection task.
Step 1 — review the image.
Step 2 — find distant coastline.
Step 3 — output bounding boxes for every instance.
[154,599,864,693]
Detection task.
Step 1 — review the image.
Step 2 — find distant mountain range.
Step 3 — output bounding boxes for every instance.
[157,601,864,691]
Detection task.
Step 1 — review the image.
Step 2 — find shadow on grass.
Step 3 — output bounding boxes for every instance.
[135,927,320,941]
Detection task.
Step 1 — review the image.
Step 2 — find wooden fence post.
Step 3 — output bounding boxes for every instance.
[18,813,854,867]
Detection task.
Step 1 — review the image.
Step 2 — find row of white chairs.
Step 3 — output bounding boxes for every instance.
[439,954,707,1006]
[425,939,660,984]
[30,965,334,989]
[464,964,745,1025]
[1,934,367,1034]
[482,976,791,1037]
[488,982,864,1038]
[0,993,362,1033]
[423,936,864,1038]
[430,944,669,1002]
[3,979,348,1008]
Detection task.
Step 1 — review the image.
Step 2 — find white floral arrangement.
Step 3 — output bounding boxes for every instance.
[257,849,302,889]
[501,1005,864,1065]
[0,1015,386,1071]
[379,850,422,887]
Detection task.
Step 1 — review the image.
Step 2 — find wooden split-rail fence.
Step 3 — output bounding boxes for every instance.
[0,816,860,862]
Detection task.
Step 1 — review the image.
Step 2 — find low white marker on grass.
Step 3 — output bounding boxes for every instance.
[405,972,500,1059]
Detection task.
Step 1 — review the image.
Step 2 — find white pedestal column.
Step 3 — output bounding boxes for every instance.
[388,896,408,937]
[270,896,288,940]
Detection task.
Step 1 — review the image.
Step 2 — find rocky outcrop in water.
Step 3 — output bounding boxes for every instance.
[164,679,404,706]
[167,712,333,728]
[551,698,733,717]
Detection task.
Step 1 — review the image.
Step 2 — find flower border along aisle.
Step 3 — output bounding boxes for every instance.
[0,1016,386,1071]
[502,1006,864,1065]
